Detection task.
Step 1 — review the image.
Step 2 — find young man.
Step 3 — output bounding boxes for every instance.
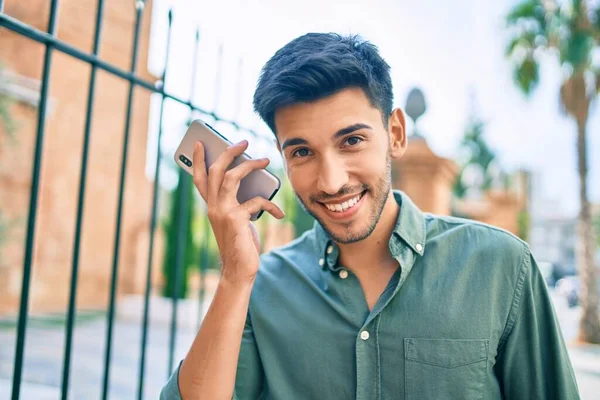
[161,33,579,399]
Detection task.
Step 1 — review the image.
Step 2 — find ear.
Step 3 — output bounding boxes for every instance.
[388,108,407,159]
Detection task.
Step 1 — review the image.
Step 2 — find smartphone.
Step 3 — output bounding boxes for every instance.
[174,119,281,221]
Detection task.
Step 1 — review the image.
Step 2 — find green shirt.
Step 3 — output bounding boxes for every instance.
[161,190,579,399]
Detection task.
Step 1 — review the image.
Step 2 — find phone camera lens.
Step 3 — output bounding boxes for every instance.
[179,154,192,167]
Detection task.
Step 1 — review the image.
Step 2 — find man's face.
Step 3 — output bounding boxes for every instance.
[275,88,404,244]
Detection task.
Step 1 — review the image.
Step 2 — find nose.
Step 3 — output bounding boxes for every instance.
[316,155,349,195]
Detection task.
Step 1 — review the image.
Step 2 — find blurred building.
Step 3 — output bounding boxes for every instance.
[528,202,600,273]
[0,0,162,316]
[394,136,528,237]
[529,217,577,269]
[392,136,457,216]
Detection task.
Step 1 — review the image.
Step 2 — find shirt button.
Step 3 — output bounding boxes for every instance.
[416,243,423,252]
[318,258,325,266]
[360,331,370,341]
[327,245,334,254]
[339,270,349,279]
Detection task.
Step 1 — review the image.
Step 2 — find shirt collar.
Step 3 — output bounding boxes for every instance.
[314,190,427,271]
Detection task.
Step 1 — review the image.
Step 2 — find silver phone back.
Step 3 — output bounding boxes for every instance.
[174,119,281,220]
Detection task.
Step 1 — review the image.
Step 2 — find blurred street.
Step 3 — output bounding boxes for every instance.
[0,287,598,399]
[550,289,600,398]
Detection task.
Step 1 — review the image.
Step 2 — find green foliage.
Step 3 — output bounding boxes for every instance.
[162,170,198,299]
[514,57,540,95]
[505,35,528,57]
[505,0,600,99]
[560,30,594,68]
[517,210,531,242]
[506,0,545,27]
[291,203,315,238]
[453,115,499,198]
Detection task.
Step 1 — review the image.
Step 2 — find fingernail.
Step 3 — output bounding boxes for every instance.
[237,140,248,146]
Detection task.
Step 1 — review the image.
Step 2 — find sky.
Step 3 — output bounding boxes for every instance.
[144,0,600,218]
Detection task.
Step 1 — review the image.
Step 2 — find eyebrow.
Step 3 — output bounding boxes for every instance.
[280,123,373,151]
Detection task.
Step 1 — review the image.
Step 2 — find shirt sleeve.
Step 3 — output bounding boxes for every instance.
[494,245,580,399]
[233,310,265,399]
[159,311,265,400]
[160,360,184,400]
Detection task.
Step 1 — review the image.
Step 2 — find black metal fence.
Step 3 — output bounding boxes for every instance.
[0,1,269,398]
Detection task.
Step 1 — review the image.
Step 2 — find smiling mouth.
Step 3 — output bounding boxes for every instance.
[319,191,366,213]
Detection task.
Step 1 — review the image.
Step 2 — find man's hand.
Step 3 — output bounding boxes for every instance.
[192,140,284,284]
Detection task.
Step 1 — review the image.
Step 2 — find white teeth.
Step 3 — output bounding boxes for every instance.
[324,193,362,213]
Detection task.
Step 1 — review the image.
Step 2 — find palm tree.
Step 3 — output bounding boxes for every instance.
[505,0,600,343]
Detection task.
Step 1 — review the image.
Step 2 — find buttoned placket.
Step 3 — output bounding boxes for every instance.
[354,237,422,400]
[318,237,422,400]
[314,192,426,400]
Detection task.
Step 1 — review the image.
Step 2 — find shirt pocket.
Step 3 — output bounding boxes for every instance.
[404,338,489,400]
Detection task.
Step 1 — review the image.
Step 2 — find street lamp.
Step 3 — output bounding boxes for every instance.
[405,87,427,139]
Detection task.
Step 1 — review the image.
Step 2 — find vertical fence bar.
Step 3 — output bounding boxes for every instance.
[196,219,210,331]
[60,0,105,398]
[187,29,201,123]
[0,0,5,14]
[135,7,173,399]
[101,1,145,398]
[168,169,191,377]
[11,1,60,399]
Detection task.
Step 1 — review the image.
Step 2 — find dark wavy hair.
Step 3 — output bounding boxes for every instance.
[253,33,394,135]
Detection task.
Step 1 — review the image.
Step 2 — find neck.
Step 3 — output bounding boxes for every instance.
[337,191,399,273]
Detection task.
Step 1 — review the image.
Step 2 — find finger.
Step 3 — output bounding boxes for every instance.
[208,140,249,203]
[240,196,285,220]
[192,142,208,200]
[220,158,270,196]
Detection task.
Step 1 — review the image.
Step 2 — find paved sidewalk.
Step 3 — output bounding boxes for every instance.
[551,290,600,399]
[567,344,600,397]
[0,299,204,400]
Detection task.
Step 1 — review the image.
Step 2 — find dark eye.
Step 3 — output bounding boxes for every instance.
[344,136,363,146]
[291,147,312,158]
